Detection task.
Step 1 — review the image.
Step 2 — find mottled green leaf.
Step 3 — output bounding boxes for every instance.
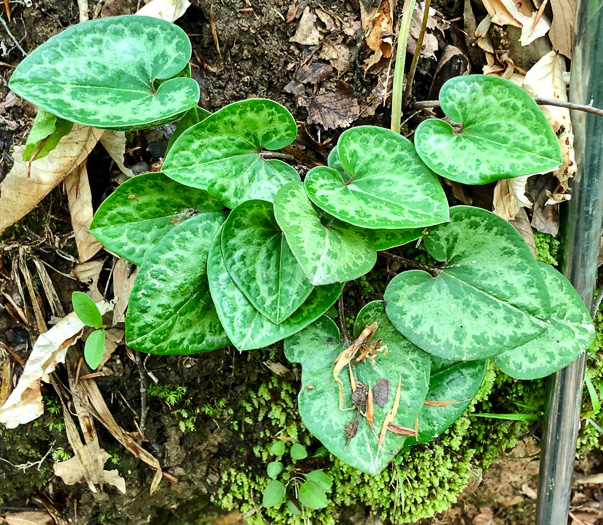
[90,173,223,266]
[284,302,430,475]
[306,127,449,229]
[163,99,299,208]
[23,109,74,161]
[126,213,230,355]
[263,480,285,508]
[298,482,328,509]
[405,360,487,446]
[274,182,376,286]
[414,75,562,184]
[72,291,103,329]
[207,227,343,351]
[384,206,551,360]
[84,329,105,370]
[368,228,424,251]
[493,263,595,380]
[221,200,313,324]
[165,106,211,155]
[9,16,199,130]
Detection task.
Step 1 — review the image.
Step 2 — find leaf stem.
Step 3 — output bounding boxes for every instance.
[379,251,441,276]
[259,151,298,162]
[390,0,417,133]
[337,294,350,343]
[402,0,431,109]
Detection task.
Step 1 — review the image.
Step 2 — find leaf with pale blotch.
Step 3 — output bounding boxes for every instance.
[9,16,198,130]
[405,360,487,446]
[306,127,449,229]
[368,228,423,251]
[274,181,376,285]
[166,106,211,155]
[221,200,313,324]
[90,173,223,266]
[23,109,74,161]
[414,75,562,184]
[208,226,343,351]
[493,263,594,380]
[126,213,230,355]
[284,302,430,475]
[163,99,299,208]
[385,206,551,361]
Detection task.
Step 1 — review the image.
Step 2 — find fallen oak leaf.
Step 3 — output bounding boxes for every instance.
[299,81,360,129]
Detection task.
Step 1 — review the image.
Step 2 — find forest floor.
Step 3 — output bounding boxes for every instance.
[0,0,602,523]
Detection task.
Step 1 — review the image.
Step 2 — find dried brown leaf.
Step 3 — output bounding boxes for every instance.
[300,81,360,129]
[549,0,574,57]
[373,378,390,408]
[483,0,551,45]
[112,258,137,325]
[509,208,537,258]
[493,175,531,221]
[99,131,134,177]
[290,7,321,46]
[0,126,103,235]
[263,360,291,376]
[4,511,54,525]
[360,0,393,58]
[318,38,351,74]
[135,0,190,21]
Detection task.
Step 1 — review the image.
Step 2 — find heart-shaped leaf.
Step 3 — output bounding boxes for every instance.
[274,181,376,285]
[9,16,199,130]
[221,200,313,324]
[207,226,343,351]
[414,75,562,184]
[166,106,211,155]
[284,301,430,475]
[305,127,449,229]
[90,173,223,266]
[163,99,299,208]
[126,213,230,355]
[492,263,595,380]
[384,206,551,361]
[23,109,74,161]
[404,360,487,446]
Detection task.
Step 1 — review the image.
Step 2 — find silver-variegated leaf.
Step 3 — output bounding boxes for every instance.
[9,16,199,130]
[414,75,562,184]
[126,213,230,354]
[163,99,299,208]
[385,206,551,360]
[492,263,595,380]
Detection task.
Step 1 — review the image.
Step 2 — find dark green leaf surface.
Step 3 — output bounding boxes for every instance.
[72,292,103,328]
[23,109,74,161]
[9,16,199,130]
[163,99,299,208]
[298,482,329,509]
[90,173,223,266]
[126,214,230,355]
[263,480,285,508]
[305,127,449,229]
[165,106,211,155]
[284,302,430,475]
[207,227,343,351]
[368,228,424,251]
[385,206,551,360]
[493,263,595,379]
[405,360,487,446]
[274,182,376,285]
[84,329,105,370]
[221,200,313,324]
[414,75,562,184]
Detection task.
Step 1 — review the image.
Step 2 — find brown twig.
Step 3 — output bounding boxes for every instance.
[379,251,441,275]
[412,98,603,118]
[337,294,349,343]
[402,0,431,109]
[135,351,148,433]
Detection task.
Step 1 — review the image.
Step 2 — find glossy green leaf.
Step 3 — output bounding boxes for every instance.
[384,206,551,361]
[274,182,376,286]
[414,75,562,184]
[23,109,74,161]
[284,302,430,475]
[290,443,308,460]
[163,99,299,208]
[303,470,332,490]
[165,106,211,155]
[263,480,285,508]
[267,461,284,479]
[493,263,595,380]
[298,482,329,509]
[221,200,313,324]
[126,213,230,355]
[84,329,105,370]
[90,173,223,266]
[305,127,449,229]
[405,360,487,446]
[72,292,103,328]
[207,227,343,351]
[9,16,199,130]
[368,228,424,251]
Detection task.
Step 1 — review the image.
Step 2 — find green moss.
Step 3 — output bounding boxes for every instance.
[534,232,560,266]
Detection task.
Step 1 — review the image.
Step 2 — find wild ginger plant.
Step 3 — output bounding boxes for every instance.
[9,15,594,476]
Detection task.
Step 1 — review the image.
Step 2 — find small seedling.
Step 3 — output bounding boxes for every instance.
[72,292,105,370]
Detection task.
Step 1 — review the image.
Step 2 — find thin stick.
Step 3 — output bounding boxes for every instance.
[135,351,148,433]
[412,97,603,118]
[390,0,417,133]
[337,294,349,343]
[379,251,441,275]
[402,0,431,109]
[0,15,26,56]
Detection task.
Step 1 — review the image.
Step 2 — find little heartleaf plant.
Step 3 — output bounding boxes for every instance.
[72,292,105,370]
[262,441,333,513]
[11,16,591,477]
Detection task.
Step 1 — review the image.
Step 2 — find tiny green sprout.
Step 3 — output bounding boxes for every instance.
[72,292,105,371]
[290,443,307,461]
